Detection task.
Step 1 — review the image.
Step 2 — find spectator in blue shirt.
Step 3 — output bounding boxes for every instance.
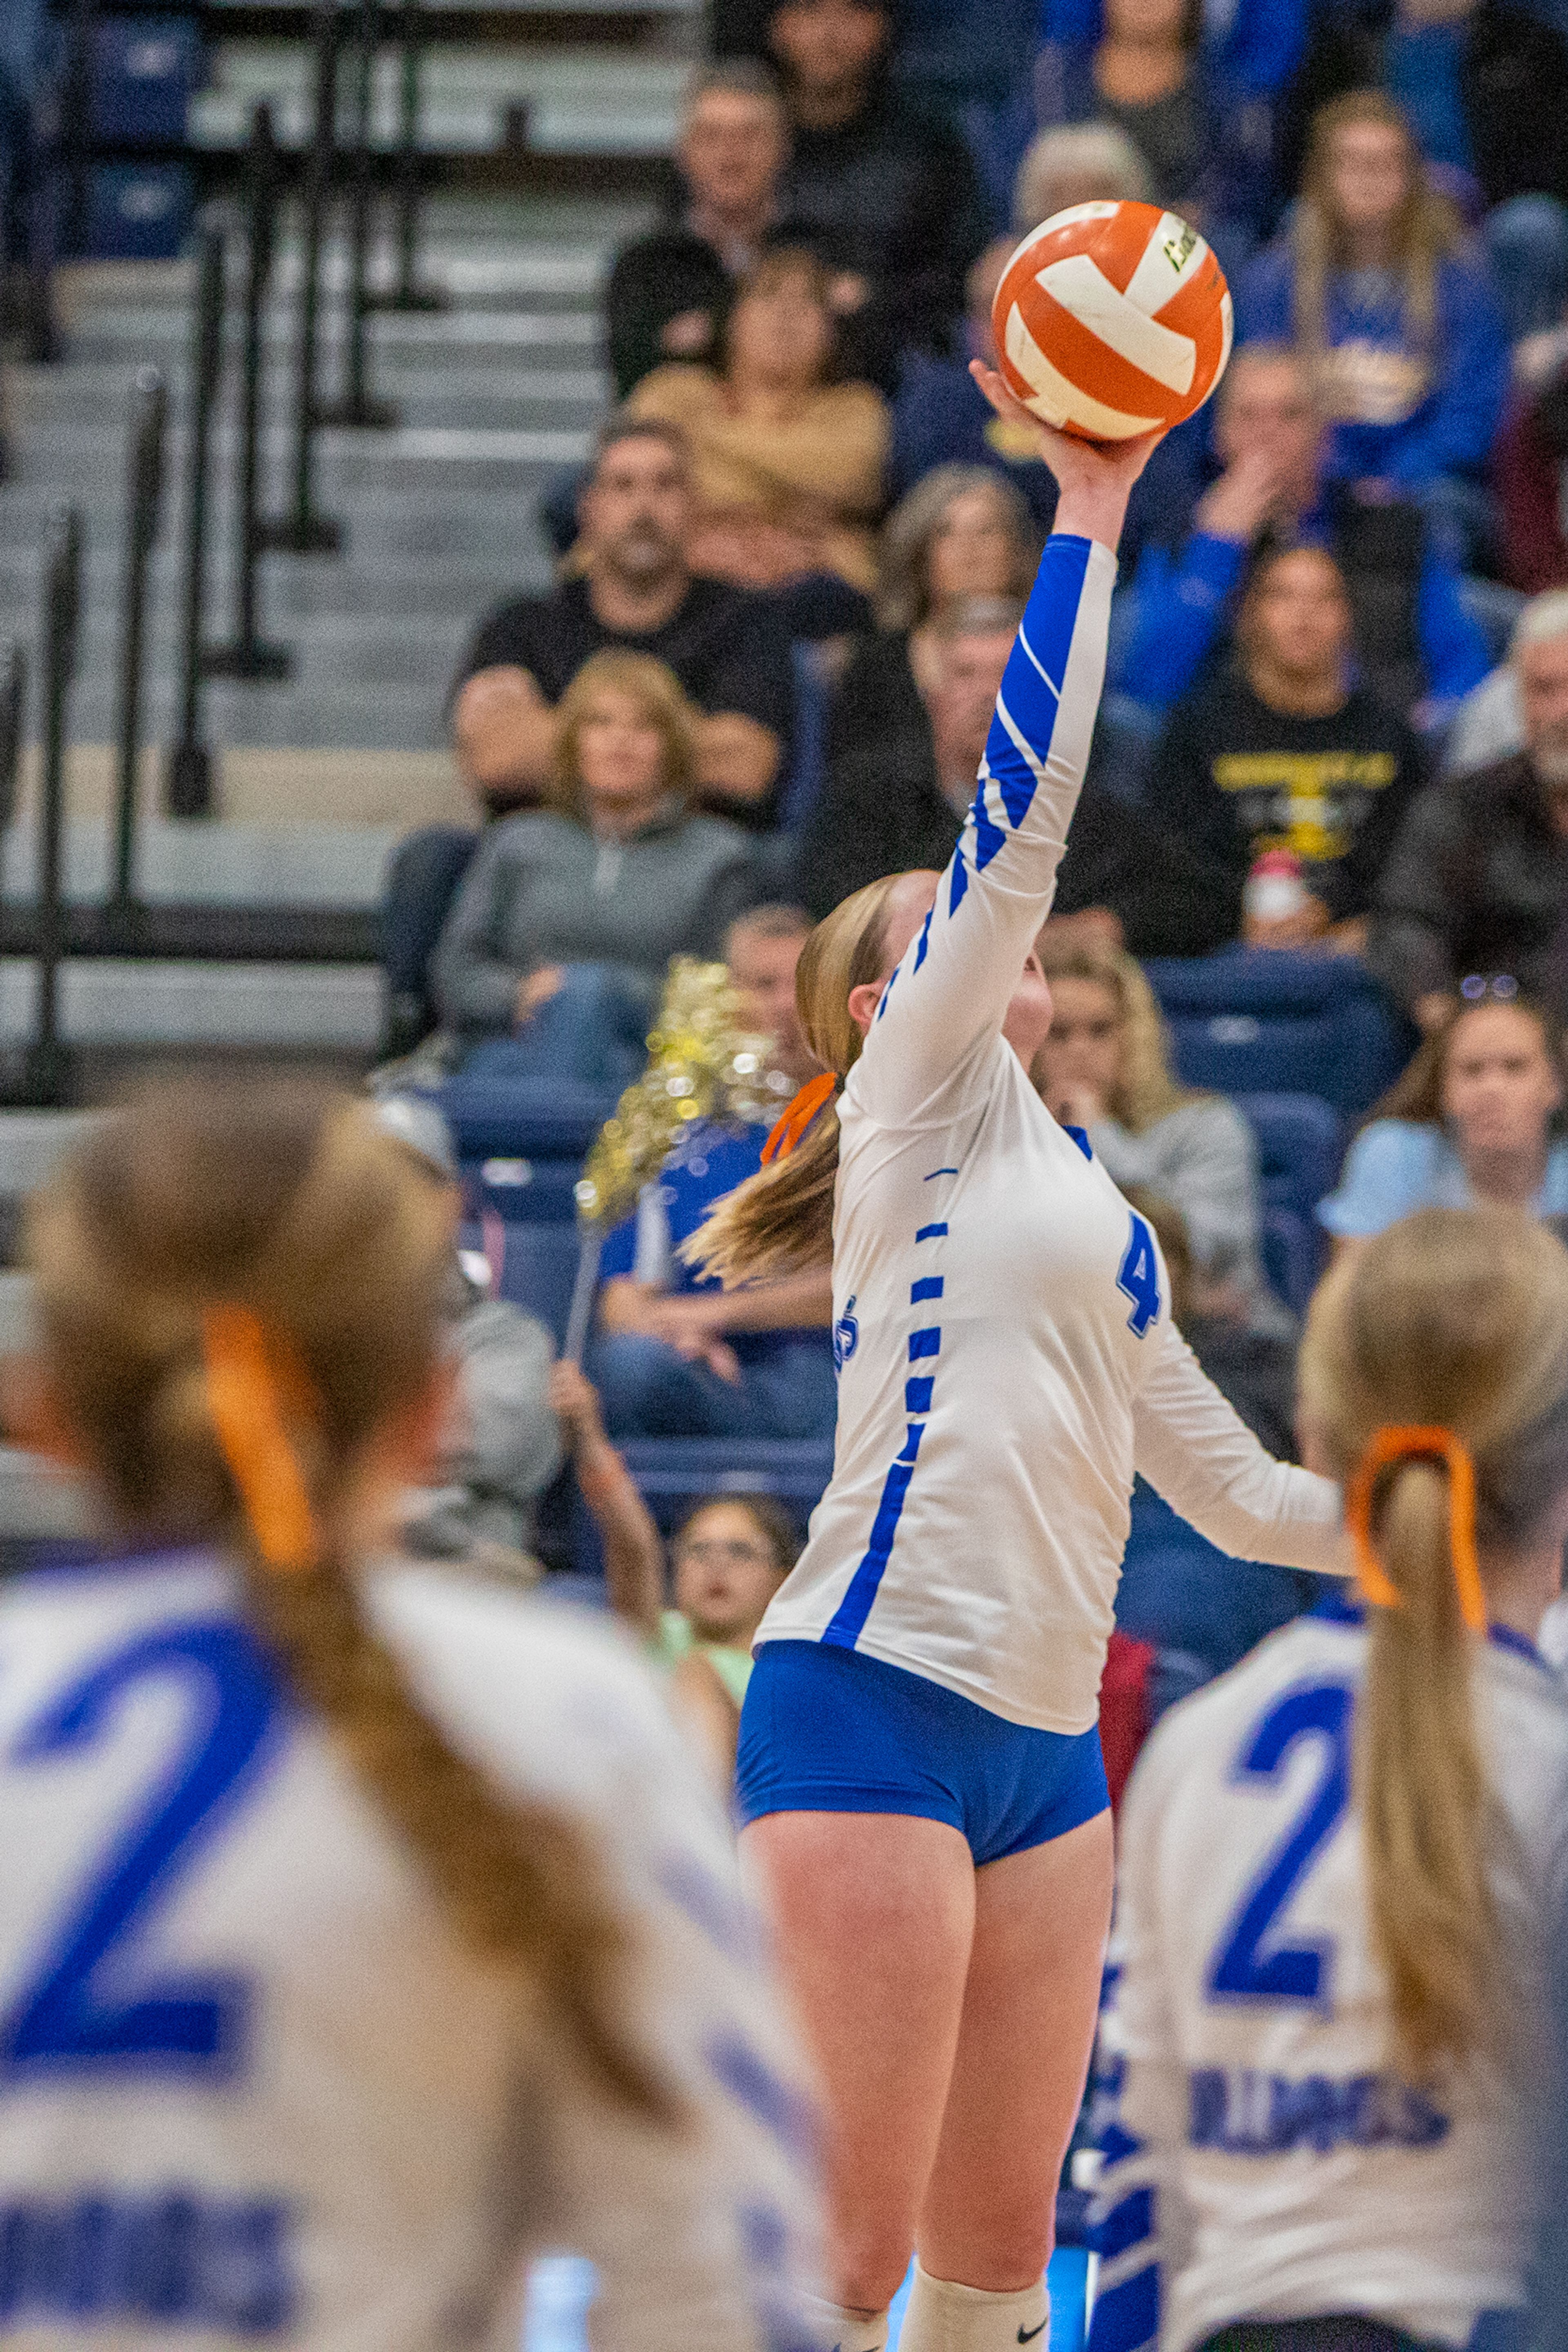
[1318,983,1568,1247]
[1110,339,1491,718]
[591,904,837,1440]
[1233,90,1510,569]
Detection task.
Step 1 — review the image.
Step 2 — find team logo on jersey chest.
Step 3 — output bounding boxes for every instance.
[832,1298,859,1371]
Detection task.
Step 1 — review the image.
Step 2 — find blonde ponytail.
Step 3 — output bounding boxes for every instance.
[692,875,901,1283]
[27,1077,675,2125]
[1299,1208,1568,2078]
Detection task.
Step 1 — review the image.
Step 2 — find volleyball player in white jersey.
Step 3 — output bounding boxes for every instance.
[1099,1206,1568,2352]
[0,1078,821,2352]
[693,379,1345,2352]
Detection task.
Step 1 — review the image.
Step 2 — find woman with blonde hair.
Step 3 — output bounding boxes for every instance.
[691,372,1344,2352]
[1033,931,1280,1329]
[1234,89,1509,564]
[434,648,761,1081]
[1102,1204,1568,2350]
[0,1075,821,2349]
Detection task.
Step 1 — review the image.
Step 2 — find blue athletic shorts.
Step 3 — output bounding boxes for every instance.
[735,1639,1109,1866]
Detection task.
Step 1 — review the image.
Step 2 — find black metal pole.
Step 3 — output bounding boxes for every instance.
[61,0,94,262]
[318,0,399,428]
[166,225,225,819]
[202,103,293,682]
[0,642,25,832]
[111,367,169,907]
[368,0,446,314]
[31,508,82,1102]
[258,0,345,554]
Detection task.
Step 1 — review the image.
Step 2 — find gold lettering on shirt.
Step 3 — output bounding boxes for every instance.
[1212,750,1397,864]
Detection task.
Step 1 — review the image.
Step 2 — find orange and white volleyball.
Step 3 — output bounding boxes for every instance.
[991,201,1232,442]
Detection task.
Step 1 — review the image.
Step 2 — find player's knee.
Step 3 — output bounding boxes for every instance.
[835,2218,918,2316]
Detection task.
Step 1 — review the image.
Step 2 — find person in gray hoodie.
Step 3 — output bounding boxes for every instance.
[433,650,762,1084]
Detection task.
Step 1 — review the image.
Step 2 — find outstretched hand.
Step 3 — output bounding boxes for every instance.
[969,360,1165,551]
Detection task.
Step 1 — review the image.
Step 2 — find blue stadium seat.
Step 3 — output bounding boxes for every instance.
[1236,1091,1344,1214]
[432,1077,617,1226]
[570,1439,835,1576]
[1117,1483,1317,1681]
[1261,1205,1321,1319]
[1144,950,1412,1119]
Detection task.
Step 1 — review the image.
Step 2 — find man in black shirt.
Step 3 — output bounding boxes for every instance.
[452,416,793,826]
[799,597,1239,954]
[604,64,790,401]
[763,0,987,389]
[1156,542,1425,951]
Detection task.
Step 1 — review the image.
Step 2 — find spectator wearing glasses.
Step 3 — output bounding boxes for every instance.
[1155,541,1425,954]
[1318,983,1568,1248]
[1369,589,1568,1028]
[604,65,791,401]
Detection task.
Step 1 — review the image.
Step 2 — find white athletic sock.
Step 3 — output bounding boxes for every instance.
[897,2261,1049,2352]
[800,2290,891,2352]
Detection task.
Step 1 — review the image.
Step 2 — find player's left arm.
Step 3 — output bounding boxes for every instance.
[1130,1315,1347,1576]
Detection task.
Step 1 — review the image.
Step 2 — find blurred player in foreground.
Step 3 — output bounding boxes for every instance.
[692,383,1345,2352]
[0,1077,821,2352]
[1098,1206,1568,2351]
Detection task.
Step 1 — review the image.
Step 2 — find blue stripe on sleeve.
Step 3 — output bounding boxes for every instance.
[915,1222,948,1241]
[978,534,1094,840]
[910,1277,943,1304]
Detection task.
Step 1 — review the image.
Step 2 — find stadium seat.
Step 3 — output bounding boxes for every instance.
[1144,950,1412,1119]
[570,1438,835,1577]
[1116,1482,1319,1682]
[1261,1205,1321,1318]
[1236,1092,1344,1311]
[461,1220,585,1355]
[433,1077,617,1225]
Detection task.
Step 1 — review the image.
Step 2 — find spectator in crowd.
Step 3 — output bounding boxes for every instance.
[1318,983,1568,1244]
[433,653,760,1080]
[763,0,989,386]
[1496,319,1568,593]
[1044,0,1307,110]
[626,248,888,618]
[1234,92,1510,568]
[452,417,791,827]
[604,65,790,400]
[1111,340,1492,716]
[1368,590,1568,1026]
[1284,0,1568,311]
[889,227,1199,552]
[1032,0,1274,255]
[591,904,836,1442]
[800,593,1241,950]
[1154,541,1425,952]
[1033,934,1285,1333]
[553,1354,802,1781]
[374,1096,562,1569]
[1012,116,1149,225]
[829,465,1036,773]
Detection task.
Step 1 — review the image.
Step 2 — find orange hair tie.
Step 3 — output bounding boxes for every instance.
[1346,1424,1486,1636]
[761,1071,837,1166]
[201,1304,321,1574]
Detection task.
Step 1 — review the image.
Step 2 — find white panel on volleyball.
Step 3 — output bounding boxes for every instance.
[1123,212,1214,314]
[1035,253,1197,392]
[1002,305,1163,439]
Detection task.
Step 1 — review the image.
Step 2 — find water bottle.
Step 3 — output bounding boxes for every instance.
[1243,849,1312,927]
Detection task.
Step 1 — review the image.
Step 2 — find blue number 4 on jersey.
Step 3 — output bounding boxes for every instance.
[1117,1213,1161,1338]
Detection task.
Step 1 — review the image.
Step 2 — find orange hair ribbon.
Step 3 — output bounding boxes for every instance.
[1346,1424,1486,1636]
[201,1304,321,1574]
[761,1071,837,1166]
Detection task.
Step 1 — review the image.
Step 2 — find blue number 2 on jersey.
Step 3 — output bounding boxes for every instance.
[1117,1211,1161,1337]
[1207,1681,1352,2010]
[1,1622,281,2080]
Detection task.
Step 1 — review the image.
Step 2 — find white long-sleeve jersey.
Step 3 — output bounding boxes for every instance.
[757,534,1344,1734]
[0,1554,823,2352]
[1096,1600,1568,2352]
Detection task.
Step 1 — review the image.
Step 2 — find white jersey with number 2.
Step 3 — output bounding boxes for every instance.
[756,533,1345,1734]
[1097,1597,1568,2351]
[0,1554,822,2352]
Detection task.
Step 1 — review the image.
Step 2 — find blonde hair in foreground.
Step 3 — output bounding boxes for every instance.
[1298,1207,1568,2076]
[692,874,900,1282]
[27,1077,672,2122]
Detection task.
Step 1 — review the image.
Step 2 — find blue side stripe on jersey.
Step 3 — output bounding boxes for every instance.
[906,1376,934,1414]
[913,908,933,971]
[949,848,968,915]
[910,1276,944,1304]
[822,1422,927,1648]
[1065,1124,1094,1160]
[908,1327,941,1361]
[915,1222,948,1240]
